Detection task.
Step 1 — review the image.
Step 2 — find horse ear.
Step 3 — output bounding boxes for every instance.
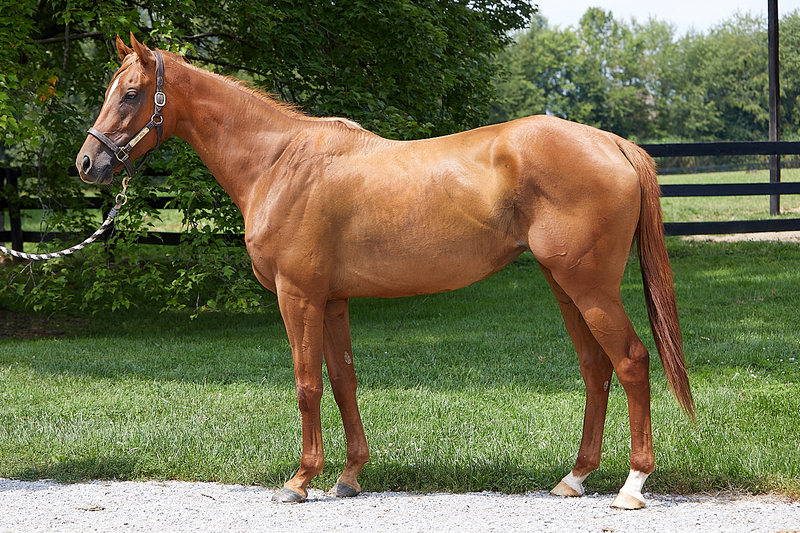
[116,35,134,60]
[129,32,154,68]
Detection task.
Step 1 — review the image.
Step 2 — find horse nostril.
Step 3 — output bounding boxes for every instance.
[81,154,93,174]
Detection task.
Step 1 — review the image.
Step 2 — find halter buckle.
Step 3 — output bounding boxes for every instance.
[154,91,166,108]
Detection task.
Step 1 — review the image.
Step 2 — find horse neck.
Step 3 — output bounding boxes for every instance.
[166,59,308,215]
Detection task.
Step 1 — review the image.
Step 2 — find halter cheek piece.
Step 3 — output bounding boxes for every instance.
[87,50,166,179]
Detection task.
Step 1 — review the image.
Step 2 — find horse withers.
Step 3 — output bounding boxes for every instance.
[77,34,693,509]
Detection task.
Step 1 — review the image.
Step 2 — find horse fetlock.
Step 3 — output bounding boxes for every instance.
[550,472,588,498]
[611,469,649,509]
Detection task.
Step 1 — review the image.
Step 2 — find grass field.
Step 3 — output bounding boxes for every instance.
[659,167,800,222]
[1,237,799,496]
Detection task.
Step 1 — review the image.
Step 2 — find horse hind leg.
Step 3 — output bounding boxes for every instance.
[539,265,614,499]
[541,263,655,509]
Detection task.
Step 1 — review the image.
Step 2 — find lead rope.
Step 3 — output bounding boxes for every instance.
[0,176,131,262]
[1,50,166,263]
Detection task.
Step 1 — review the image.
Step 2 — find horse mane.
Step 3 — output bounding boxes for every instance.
[165,50,365,131]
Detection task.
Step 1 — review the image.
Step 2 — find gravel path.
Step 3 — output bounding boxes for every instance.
[2,479,799,533]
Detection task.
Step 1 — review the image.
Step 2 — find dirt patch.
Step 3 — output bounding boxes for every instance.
[0,306,89,340]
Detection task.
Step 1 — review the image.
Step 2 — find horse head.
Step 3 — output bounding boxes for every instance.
[77,33,168,185]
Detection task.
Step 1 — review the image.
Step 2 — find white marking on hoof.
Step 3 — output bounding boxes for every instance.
[611,470,649,509]
[551,472,588,497]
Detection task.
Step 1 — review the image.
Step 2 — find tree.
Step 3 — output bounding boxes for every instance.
[492,9,672,141]
[0,0,535,314]
[672,14,770,142]
[779,10,800,140]
[493,8,800,144]
[489,14,575,123]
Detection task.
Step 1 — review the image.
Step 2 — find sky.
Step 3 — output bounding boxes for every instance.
[536,0,799,35]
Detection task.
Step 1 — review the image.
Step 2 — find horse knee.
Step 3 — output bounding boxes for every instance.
[295,379,324,410]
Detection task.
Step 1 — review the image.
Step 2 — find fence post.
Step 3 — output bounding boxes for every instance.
[769,0,781,215]
[0,168,4,239]
[2,168,23,252]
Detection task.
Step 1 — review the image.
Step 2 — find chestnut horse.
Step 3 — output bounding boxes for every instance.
[77,35,693,509]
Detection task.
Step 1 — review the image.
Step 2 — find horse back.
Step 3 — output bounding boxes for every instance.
[245,115,642,299]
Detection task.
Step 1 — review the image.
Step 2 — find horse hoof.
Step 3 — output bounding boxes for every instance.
[611,491,646,510]
[328,482,360,498]
[272,487,307,503]
[550,480,583,498]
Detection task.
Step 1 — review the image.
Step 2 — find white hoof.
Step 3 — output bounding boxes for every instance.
[611,470,649,509]
[550,472,587,498]
[611,491,646,509]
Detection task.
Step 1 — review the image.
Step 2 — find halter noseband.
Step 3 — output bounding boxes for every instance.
[88,50,166,179]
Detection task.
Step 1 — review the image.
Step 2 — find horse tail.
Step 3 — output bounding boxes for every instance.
[616,138,695,418]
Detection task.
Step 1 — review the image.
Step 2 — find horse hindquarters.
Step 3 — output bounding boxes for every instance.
[526,133,662,509]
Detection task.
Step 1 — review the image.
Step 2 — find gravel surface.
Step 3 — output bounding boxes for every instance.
[2,479,799,533]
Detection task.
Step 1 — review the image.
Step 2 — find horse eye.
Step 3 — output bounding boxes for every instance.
[124,91,137,101]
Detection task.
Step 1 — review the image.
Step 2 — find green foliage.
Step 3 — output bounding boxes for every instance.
[168,0,533,139]
[0,0,534,315]
[780,11,800,137]
[492,8,800,143]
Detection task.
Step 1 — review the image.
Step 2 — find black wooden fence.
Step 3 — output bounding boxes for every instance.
[2,141,800,252]
[640,141,800,236]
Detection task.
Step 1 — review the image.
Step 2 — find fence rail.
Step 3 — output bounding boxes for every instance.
[640,140,800,157]
[2,141,800,250]
[638,141,800,236]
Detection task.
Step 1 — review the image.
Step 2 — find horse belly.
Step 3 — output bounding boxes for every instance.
[332,232,526,299]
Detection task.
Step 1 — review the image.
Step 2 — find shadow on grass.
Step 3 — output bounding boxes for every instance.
[5,242,799,394]
[2,254,586,394]
[9,457,140,485]
[354,462,572,495]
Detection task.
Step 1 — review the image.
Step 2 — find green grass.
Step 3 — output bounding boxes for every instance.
[659,168,800,222]
[1,240,799,496]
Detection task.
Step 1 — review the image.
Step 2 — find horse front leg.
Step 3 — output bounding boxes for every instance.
[322,298,369,498]
[272,289,328,503]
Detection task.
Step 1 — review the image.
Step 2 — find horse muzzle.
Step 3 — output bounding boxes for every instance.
[76,145,115,185]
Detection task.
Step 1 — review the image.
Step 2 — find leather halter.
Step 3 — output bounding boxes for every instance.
[88,50,166,179]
